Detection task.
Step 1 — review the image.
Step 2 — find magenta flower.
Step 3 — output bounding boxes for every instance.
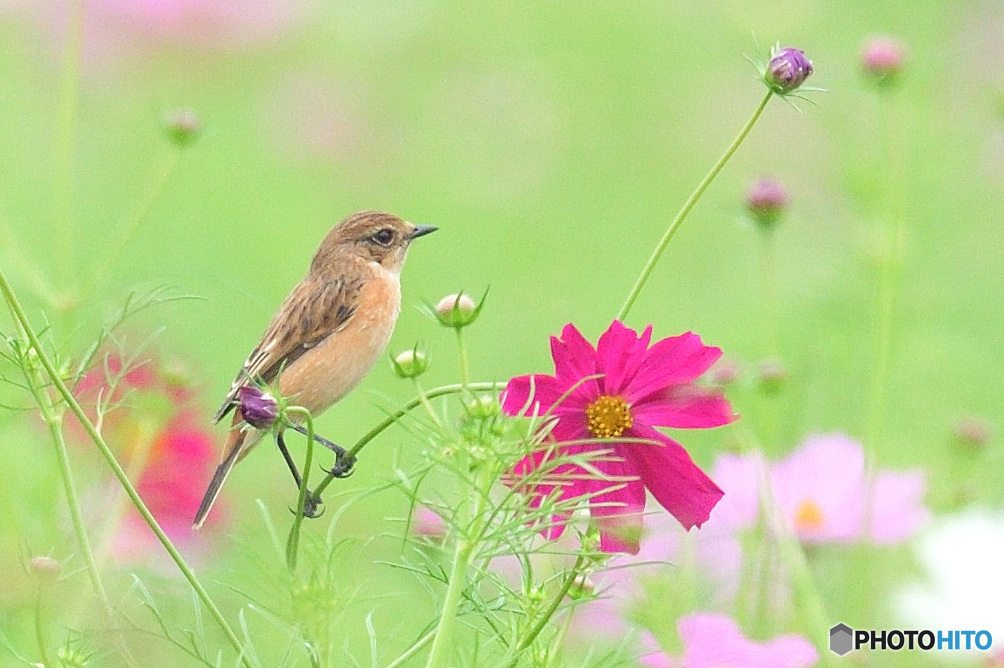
[502,321,735,554]
[669,613,817,668]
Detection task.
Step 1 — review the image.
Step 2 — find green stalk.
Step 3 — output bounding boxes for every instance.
[90,150,180,292]
[424,462,492,668]
[0,269,251,667]
[312,382,504,498]
[455,328,470,390]
[617,90,774,321]
[386,628,436,668]
[504,555,586,668]
[285,407,316,572]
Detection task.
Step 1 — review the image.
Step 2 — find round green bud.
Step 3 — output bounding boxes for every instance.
[390,348,429,379]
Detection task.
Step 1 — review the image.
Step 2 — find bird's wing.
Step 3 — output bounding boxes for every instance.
[213,276,362,423]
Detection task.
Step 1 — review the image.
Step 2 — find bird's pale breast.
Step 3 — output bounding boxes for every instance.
[278,270,401,416]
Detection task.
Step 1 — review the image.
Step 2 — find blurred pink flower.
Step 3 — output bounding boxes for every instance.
[664,613,817,668]
[411,505,447,543]
[0,0,308,61]
[502,321,735,553]
[771,434,929,544]
[114,412,225,561]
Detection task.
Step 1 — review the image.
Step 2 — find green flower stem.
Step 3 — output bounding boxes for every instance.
[35,392,110,612]
[312,382,505,499]
[753,451,837,667]
[386,628,436,668]
[504,555,587,668]
[34,588,52,668]
[455,328,470,390]
[90,150,180,293]
[425,458,492,668]
[0,269,251,668]
[617,89,774,321]
[54,0,85,292]
[864,92,907,461]
[412,378,443,428]
[285,407,316,572]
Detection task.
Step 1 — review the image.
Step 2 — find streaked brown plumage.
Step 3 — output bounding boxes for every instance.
[193,211,436,528]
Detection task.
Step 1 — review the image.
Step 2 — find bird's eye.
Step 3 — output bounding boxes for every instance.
[372,229,394,246]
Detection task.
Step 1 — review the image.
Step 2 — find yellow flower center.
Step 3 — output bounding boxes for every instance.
[585,395,633,438]
[794,499,825,532]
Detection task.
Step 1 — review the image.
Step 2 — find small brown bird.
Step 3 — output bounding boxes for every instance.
[193,211,436,529]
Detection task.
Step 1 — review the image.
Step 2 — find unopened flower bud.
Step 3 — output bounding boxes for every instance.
[566,573,596,600]
[57,645,89,668]
[411,506,447,542]
[860,36,906,87]
[745,178,789,229]
[391,348,429,379]
[710,358,742,386]
[466,394,501,418]
[765,46,813,94]
[164,108,201,147]
[434,292,480,328]
[239,386,279,429]
[29,555,60,579]
[953,416,992,449]
[757,358,787,394]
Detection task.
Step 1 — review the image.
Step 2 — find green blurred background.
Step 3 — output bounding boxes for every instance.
[0,1,1001,665]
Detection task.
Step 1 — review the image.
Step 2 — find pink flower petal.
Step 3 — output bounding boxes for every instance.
[771,433,865,543]
[625,332,722,403]
[625,426,723,530]
[707,453,761,530]
[502,374,582,416]
[550,323,597,385]
[595,321,651,395]
[869,469,930,544]
[677,613,818,668]
[584,452,646,554]
[631,386,736,429]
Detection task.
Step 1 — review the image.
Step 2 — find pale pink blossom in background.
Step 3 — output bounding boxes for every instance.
[0,0,309,62]
[771,433,929,544]
[665,613,817,668]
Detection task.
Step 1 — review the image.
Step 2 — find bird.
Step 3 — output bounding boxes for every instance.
[193,211,436,529]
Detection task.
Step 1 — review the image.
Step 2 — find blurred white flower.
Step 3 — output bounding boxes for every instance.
[895,509,1004,664]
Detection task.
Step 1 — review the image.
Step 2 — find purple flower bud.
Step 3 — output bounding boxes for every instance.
[745,178,789,229]
[239,386,279,429]
[164,108,201,147]
[860,36,906,86]
[765,47,813,94]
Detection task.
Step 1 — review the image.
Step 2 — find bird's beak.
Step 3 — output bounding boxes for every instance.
[409,225,438,239]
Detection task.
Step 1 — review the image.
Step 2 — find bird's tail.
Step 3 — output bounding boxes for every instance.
[193,420,248,530]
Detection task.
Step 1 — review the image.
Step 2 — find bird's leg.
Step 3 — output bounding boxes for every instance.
[276,431,324,519]
[275,431,303,488]
[287,423,356,479]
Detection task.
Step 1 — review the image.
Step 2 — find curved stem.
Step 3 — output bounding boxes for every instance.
[617,90,774,321]
[311,382,504,499]
[0,269,251,667]
[285,407,315,572]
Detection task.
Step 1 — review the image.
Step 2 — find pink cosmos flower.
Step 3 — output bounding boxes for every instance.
[666,613,817,668]
[771,433,929,544]
[502,321,735,554]
[114,412,224,562]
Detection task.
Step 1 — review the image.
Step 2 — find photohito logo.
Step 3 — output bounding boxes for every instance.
[829,623,993,657]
